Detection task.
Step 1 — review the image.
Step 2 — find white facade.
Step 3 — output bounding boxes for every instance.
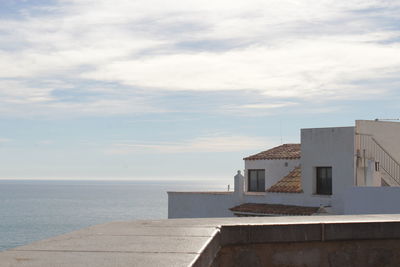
[244,159,300,191]
[301,126,355,213]
[355,120,400,187]
[344,187,400,214]
[168,120,400,218]
[168,192,235,218]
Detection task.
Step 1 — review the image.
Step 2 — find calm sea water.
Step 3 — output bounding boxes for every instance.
[0,179,228,251]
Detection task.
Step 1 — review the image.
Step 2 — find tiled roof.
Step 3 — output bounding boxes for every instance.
[244,144,301,160]
[267,166,302,193]
[230,203,319,216]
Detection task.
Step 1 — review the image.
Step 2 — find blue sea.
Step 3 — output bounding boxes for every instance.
[0,179,227,251]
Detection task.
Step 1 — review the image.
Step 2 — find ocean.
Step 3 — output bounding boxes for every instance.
[0,179,228,251]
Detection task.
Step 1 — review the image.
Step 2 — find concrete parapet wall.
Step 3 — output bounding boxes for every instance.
[212,218,400,267]
[344,186,400,214]
[168,192,235,218]
[168,191,333,218]
[214,239,400,267]
[3,215,400,267]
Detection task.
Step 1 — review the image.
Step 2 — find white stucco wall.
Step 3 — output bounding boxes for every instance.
[301,126,355,214]
[344,187,400,214]
[168,122,400,218]
[243,192,331,208]
[356,120,400,161]
[169,127,356,218]
[168,190,333,218]
[168,192,235,218]
[244,159,300,191]
[355,120,400,186]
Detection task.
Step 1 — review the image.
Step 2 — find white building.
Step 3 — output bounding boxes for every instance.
[168,120,400,218]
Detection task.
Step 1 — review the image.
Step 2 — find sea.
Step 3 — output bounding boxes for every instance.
[0,179,228,251]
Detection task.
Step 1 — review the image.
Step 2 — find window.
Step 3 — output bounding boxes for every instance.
[248,169,265,192]
[316,167,332,195]
[375,162,380,172]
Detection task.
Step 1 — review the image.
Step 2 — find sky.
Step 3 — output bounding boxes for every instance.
[0,0,400,181]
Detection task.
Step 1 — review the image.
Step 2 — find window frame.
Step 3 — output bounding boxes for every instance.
[316,166,332,195]
[247,169,265,192]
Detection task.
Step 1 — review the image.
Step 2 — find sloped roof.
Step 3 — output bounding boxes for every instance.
[267,166,303,193]
[230,203,319,216]
[244,144,301,160]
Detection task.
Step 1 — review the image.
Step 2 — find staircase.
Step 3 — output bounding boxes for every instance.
[356,133,400,186]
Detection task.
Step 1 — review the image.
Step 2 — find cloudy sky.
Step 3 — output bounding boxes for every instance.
[1,0,400,181]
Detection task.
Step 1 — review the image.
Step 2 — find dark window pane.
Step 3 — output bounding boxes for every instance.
[316,167,332,195]
[326,167,332,194]
[257,170,265,192]
[248,169,265,192]
[318,168,326,179]
[249,170,258,191]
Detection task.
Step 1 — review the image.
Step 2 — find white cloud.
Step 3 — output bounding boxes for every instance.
[0,97,165,118]
[36,140,54,145]
[82,38,400,99]
[0,78,166,116]
[107,135,274,154]
[0,138,11,143]
[240,102,297,109]
[0,80,55,103]
[44,98,166,115]
[1,0,400,116]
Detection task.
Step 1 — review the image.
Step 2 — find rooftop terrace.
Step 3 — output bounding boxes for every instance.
[2,214,400,266]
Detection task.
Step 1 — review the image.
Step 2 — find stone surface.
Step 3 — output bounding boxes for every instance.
[214,239,400,267]
[0,219,219,267]
[14,235,211,253]
[324,221,400,241]
[3,215,400,267]
[221,224,321,245]
[72,222,217,237]
[0,251,195,267]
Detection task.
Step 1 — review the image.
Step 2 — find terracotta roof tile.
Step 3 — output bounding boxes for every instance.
[244,144,300,160]
[230,203,319,216]
[267,166,302,193]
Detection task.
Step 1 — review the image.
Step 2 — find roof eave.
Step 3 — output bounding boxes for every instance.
[231,211,315,216]
[266,190,303,193]
[243,156,301,160]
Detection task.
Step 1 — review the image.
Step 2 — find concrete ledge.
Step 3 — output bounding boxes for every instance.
[4,215,400,267]
[220,221,400,246]
[191,231,221,267]
[324,222,400,241]
[220,224,321,245]
[168,192,233,195]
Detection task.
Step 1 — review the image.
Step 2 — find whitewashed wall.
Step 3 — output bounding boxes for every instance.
[355,120,400,186]
[301,126,355,214]
[168,123,400,218]
[356,120,400,161]
[168,192,235,218]
[168,191,333,218]
[244,159,300,190]
[243,192,331,207]
[344,187,400,214]
[169,127,356,218]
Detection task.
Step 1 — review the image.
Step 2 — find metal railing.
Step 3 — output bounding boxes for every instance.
[356,133,400,186]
